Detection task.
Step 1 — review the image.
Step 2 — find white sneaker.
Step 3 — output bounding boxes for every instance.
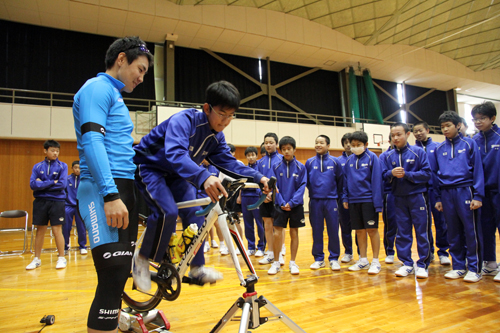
[204,241,210,253]
[281,244,286,255]
[132,253,151,291]
[279,253,285,266]
[464,271,482,283]
[211,240,219,248]
[235,247,241,255]
[444,269,466,279]
[220,245,229,255]
[310,261,325,270]
[255,250,265,257]
[56,257,67,269]
[289,262,300,275]
[385,255,394,264]
[348,261,370,271]
[439,256,451,265]
[482,262,498,276]
[268,262,281,275]
[80,248,88,255]
[341,253,353,263]
[494,271,500,282]
[247,249,256,256]
[395,265,415,277]
[26,257,41,270]
[368,262,381,275]
[259,255,274,265]
[415,267,428,279]
[330,260,341,271]
[189,266,223,284]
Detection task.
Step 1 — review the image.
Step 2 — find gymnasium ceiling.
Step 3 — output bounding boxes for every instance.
[0,0,499,103]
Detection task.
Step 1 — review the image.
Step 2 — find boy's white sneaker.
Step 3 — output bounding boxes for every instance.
[255,250,265,257]
[26,257,41,270]
[395,265,415,277]
[189,266,223,284]
[439,256,451,265]
[341,253,353,263]
[247,249,256,256]
[204,241,210,253]
[444,269,466,279]
[330,260,341,271]
[268,262,281,275]
[368,262,381,275]
[482,262,498,276]
[464,271,482,283]
[80,248,88,255]
[415,267,428,279]
[494,271,500,282]
[385,255,394,264]
[132,253,151,291]
[211,240,219,248]
[348,261,370,271]
[259,255,274,265]
[220,244,229,255]
[56,257,67,269]
[289,262,300,275]
[310,261,325,270]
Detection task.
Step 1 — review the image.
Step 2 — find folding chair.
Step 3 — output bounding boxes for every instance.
[0,210,32,255]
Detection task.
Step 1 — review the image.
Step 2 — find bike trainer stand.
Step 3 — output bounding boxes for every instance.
[119,307,171,333]
[210,276,306,333]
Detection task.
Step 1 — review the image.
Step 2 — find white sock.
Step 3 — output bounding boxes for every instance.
[372,258,379,264]
[360,257,369,264]
[268,251,274,258]
[220,241,225,246]
[289,260,295,264]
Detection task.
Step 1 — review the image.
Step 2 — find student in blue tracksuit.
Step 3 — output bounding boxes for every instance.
[73,36,154,332]
[240,146,266,257]
[381,123,432,278]
[306,135,343,271]
[26,140,68,271]
[342,131,383,275]
[268,136,307,275]
[413,121,451,265]
[133,81,270,289]
[257,133,284,265]
[379,135,397,265]
[431,111,484,283]
[337,133,356,263]
[471,102,500,278]
[63,160,88,255]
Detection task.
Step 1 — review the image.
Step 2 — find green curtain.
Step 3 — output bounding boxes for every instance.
[348,67,360,122]
[363,69,384,124]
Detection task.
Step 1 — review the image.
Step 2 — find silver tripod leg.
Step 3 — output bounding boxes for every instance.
[261,296,306,333]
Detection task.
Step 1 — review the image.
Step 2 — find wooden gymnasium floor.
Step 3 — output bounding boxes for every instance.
[1,216,500,333]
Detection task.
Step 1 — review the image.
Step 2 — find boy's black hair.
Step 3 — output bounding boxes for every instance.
[227,143,236,153]
[391,122,410,133]
[260,145,266,155]
[263,132,279,144]
[438,111,461,126]
[245,146,258,156]
[279,136,296,150]
[316,134,330,145]
[413,121,429,130]
[105,36,154,70]
[206,81,240,111]
[349,131,368,145]
[341,133,352,146]
[72,160,80,167]
[460,117,468,128]
[44,140,60,150]
[471,101,497,118]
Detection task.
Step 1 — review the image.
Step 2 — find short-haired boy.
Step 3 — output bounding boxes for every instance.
[413,121,451,265]
[268,136,307,275]
[63,160,88,255]
[382,123,432,278]
[306,135,343,271]
[26,140,68,270]
[471,102,500,279]
[342,131,382,274]
[432,111,484,282]
[337,133,355,263]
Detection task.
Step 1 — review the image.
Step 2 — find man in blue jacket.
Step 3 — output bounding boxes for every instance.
[471,102,500,279]
[133,81,270,289]
[382,123,432,278]
[342,131,383,274]
[26,140,68,270]
[432,111,484,283]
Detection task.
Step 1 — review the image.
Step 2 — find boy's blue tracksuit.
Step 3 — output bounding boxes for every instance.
[473,124,500,266]
[133,109,264,264]
[415,137,449,259]
[272,157,307,209]
[379,147,397,257]
[342,150,383,212]
[64,173,87,250]
[241,162,265,252]
[382,143,432,269]
[30,158,68,201]
[431,134,484,273]
[336,152,354,255]
[257,151,283,178]
[306,152,343,262]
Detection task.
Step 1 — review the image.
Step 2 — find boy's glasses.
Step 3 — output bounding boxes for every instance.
[125,43,150,53]
[472,117,489,123]
[209,105,236,119]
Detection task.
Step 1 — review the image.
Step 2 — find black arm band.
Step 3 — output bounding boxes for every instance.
[103,193,121,202]
[81,122,106,136]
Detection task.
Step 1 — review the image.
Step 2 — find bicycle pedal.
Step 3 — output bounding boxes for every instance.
[181,276,215,287]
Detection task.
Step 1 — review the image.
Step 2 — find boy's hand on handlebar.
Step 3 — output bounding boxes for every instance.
[204,176,228,203]
[259,177,271,194]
